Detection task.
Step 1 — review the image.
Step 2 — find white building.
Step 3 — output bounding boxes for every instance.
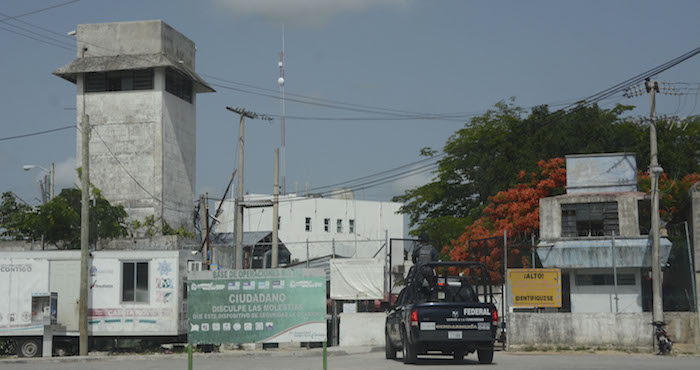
[215,194,405,264]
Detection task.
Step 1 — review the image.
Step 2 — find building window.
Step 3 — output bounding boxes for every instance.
[324,218,330,232]
[337,219,343,233]
[278,216,281,231]
[561,202,619,237]
[349,219,355,234]
[85,69,154,92]
[638,199,651,235]
[122,261,149,303]
[305,217,311,232]
[575,273,635,286]
[165,67,193,103]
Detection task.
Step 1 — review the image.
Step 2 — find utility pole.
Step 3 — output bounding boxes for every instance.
[647,79,663,326]
[226,107,272,269]
[272,148,279,268]
[49,162,54,200]
[503,230,509,352]
[204,193,210,270]
[79,114,90,356]
[199,193,206,260]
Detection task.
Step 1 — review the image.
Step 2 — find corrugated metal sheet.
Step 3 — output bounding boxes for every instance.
[210,231,272,247]
[284,255,351,281]
[537,238,672,269]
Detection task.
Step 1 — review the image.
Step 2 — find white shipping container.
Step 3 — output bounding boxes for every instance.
[0,250,199,342]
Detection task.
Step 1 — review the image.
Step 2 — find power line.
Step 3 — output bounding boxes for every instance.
[0,125,74,142]
[0,24,73,51]
[210,82,468,121]
[243,153,444,201]
[0,0,79,51]
[309,157,442,194]
[254,160,440,205]
[0,14,74,48]
[90,126,184,213]
[0,0,80,22]
[203,73,488,120]
[576,46,700,109]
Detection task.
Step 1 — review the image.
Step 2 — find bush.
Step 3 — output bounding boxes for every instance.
[0,339,15,356]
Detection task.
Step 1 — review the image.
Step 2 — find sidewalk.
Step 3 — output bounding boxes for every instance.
[0,345,384,364]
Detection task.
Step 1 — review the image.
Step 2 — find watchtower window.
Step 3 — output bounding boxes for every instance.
[561,202,619,237]
[84,69,154,92]
[165,67,193,103]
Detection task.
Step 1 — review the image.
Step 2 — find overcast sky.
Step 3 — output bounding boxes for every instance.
[1,0,699,207]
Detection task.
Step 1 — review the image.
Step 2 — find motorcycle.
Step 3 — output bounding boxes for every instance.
[651,321,672,355]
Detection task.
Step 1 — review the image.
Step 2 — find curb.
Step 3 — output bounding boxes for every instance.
[0,346,384,364]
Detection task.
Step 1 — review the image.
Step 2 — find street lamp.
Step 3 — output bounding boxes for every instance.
[23,163,54,201]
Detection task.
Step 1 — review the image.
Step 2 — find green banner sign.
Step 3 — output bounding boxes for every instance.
[187,268,326,344]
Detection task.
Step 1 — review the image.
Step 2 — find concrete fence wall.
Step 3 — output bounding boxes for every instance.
[339,312,386,347]
[509,312,699,347]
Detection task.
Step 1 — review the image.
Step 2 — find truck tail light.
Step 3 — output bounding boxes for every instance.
[410,310,418,327]
[492,309,498,325]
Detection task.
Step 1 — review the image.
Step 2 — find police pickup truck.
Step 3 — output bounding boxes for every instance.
[385,262,498,364]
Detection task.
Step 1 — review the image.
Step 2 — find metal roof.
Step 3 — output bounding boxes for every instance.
[210,231,274,247]
[283,254,350,281]
[537,237,672,269]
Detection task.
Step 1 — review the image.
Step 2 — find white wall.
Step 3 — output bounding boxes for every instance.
[569,268,642,313]
[88,252,182,336]
[216,195,405,264]
[339,312,386,346]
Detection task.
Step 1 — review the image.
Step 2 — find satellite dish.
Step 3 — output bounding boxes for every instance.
[278,77,285,86]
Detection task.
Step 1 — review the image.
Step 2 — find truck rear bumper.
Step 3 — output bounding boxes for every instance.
[410,329,495,353]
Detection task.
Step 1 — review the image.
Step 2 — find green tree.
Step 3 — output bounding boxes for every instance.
[0,192,37,240]
[393,99,700,247]
[0,187,128,249]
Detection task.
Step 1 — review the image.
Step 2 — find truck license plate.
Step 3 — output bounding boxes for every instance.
[448,331,462,339]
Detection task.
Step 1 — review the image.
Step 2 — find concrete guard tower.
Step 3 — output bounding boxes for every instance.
[54,20,214,232]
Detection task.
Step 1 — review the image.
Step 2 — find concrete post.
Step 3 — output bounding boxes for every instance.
[611,231,619,313]
[235,113,245,269]
[79,113,90,356]
[49,162,54,200]
[503,229,509,351]
[272,148,279,268]
[647,80,663,328]
[687,185,700,351]
[42,325,53,358]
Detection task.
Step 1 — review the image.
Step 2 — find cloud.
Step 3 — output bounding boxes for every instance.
[54,157,77,191]
[214,0,411,26]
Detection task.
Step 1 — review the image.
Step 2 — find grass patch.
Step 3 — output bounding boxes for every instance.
[522,345,537,352]
[555,346,571,352]
[573,346,588,351]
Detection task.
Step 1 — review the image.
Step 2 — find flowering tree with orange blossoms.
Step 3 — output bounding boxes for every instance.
[443,158,567,284]
[637,172,700,223]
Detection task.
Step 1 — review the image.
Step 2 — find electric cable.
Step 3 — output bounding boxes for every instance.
[0,125,74,142]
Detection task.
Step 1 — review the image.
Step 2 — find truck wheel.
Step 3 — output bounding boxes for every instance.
[385,332,396,360]
[17,338,42,358]
[401,330,417,364]
[477,348,494,364]
[453,351,465,362]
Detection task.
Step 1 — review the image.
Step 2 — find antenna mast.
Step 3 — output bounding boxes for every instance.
[277,28,287,195]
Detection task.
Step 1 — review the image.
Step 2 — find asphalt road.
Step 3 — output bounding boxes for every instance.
[2,350,699,370]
